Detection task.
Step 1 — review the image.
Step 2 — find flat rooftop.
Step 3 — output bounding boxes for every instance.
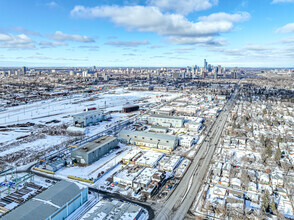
[150,125,168,130]
[73,110,103,117]
[120,130,177,142]
[75,136,116,153]
[149,114,184,120]
[136,151,163,167]
[1,180,86,220]
[114,166,144,182]
[80,199,142,220]
[134,167,158,185]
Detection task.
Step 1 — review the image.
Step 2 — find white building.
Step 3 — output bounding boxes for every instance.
[119,130,178,152]
[158,155,181,171]
[179,135,194,148]
[185,122,202,132]
[133,167,158,189]
[73,110,105,127]
[113,166,144,186]
[148,115,184,128]
[135,151,164,168]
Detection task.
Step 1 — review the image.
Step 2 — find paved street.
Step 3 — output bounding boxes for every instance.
[155,89,237,220]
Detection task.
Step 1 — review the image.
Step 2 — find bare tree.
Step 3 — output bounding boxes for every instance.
[241,169,250,190]
[261,190,270,213]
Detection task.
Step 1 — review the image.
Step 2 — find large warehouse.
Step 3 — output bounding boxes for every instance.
[73,110,105,127]
[71,136,118,164]
[1,180,88,220]
[148,114,184,128]
[118,130,178,152]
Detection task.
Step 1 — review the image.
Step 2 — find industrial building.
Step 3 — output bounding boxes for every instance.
[149,126,168,133]
[1,180,88,220]
[179,135,195,148]
[148,114,184,128]
[135,150,164,167]
[173,107,197,115]
[71,136,118,164]
[118,130,178,152]
[122,105,139,113]
[113,166,145,186]
[185,122,202,132]
[153,108,174,116]
[113,165,165,198]
[158,155,182,171]
[45,158,65,172]
[72,110,105,127]
[133,167,158,189]
[80,199,143,220]
[121,149,142,164]
[170,100,187,107]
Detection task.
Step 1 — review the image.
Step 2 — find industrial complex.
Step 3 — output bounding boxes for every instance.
[0,83,243,220]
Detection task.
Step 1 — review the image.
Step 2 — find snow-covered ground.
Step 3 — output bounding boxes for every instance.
[0,89,174,126]
[0,89,179,170]
[0,135,68,156]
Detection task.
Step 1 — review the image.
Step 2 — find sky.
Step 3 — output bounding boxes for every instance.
[0,0,294,67]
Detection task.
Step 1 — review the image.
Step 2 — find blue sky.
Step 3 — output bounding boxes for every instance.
[0,0,294,67]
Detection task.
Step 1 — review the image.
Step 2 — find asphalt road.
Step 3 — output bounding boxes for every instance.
[155,89,237,220]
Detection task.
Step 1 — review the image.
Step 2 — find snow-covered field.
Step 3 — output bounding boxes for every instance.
[0,89,166,127]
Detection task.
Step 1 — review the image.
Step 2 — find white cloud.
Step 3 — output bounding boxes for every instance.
[39,41,68,48]
[78,45,99,49]
[198,12,250,23]
[48,31,95,42]
[71,6,232,36]
[0,33,35,49]
[149,45,166,49]
[272,0,294,3]
[0,33,33,43]
[168,36,214,45]
[148,0,218,15]
[276,23,294,33]
[46,1,58,7]
[10,26,41,36]
[105,40,149,47]
[277,36,294,44]
[208,42,294,62]
[71,5,250,45]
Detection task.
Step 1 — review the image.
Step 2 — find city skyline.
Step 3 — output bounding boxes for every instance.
[0,0,294,67]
